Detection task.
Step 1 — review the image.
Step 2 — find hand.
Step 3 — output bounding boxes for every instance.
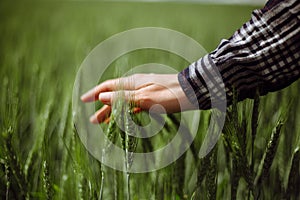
[81,73,196,123]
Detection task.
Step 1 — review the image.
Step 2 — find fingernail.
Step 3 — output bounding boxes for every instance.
[80,94,86,101]
[99,92,111,102]
[81,91,91,101]
[89,115,98,124]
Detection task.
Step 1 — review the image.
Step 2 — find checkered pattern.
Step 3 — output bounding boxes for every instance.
[178,0,300,109]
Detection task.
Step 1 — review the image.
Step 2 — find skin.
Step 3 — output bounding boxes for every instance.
[81,74,196,124]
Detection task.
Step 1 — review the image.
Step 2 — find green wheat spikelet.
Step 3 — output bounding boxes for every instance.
[222,91,255,197]
[255,120,283,186]
[104,113,118,152]
[4,127,28,198]
[42,160,53,200]
[124,107,138,170]
[4,156,10,200]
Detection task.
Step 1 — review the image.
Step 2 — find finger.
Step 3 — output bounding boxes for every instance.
[133,107,142,114]
[99,107,141,124]
[89,105,111,124]
[81,79,117,102]
[81,77,137,102]
[103,116,110,124]
[99,91,136,106]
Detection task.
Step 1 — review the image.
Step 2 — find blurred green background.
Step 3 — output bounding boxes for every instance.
[0,1,299,199]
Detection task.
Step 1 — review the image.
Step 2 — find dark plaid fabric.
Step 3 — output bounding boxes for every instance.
[178,0,300,109]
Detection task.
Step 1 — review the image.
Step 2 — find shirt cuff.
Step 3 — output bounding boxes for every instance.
[178,54,227,110]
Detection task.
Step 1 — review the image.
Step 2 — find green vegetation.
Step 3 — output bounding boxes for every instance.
[0,1,299,199]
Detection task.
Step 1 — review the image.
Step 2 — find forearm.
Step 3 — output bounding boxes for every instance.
[178,0,300,109]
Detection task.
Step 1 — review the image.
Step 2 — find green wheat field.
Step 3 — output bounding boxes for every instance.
[0,1,299,199]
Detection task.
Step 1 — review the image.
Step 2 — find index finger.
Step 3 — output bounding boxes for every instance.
[80,76,136,102]
[81,79,116,102]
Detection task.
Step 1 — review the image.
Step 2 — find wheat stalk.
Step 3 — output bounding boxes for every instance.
[206,146,218,200]
[251,92,260,167]
[231,155,239,200]
[174,154,186,199]
[192,149,213,199]
[285,147,300,198]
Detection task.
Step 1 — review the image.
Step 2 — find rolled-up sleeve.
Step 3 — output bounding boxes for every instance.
[178,0,300,109]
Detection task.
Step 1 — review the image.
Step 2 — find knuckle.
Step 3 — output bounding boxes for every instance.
[102,79,115,88]
[131,73,143,80]
[135,90,152,104]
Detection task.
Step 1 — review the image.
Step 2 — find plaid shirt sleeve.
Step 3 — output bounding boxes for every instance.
[178,0,300,109]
